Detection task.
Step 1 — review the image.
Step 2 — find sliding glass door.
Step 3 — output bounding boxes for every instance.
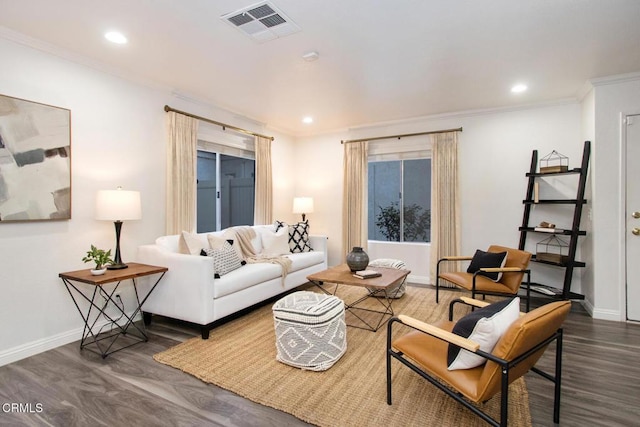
[197,151,255,233]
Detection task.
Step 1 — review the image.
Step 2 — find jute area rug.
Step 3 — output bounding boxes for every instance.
[153,285,532,427]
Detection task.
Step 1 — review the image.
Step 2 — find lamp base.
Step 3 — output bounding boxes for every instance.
[107,263,129,270]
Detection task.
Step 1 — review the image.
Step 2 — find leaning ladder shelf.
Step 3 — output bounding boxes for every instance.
[518,141,590,300]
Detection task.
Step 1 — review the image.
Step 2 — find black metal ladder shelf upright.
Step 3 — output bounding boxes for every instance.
[518,141,590,300]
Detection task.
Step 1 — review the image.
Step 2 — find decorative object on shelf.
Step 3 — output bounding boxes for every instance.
[0,94,71,222]
[95,187,142,269]
[292,197,314,221]
[534,221,561,233]
[536,235,569,264]
[82,244,114,275]
[539,150,569,173]
[346,246,369,272]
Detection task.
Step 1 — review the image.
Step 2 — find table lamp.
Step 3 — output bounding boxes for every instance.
[293,197,314,222]
[96,187,142,269]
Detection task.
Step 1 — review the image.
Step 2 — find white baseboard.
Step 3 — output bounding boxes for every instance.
[0,313,142,367]
[580,298,622,321]
[407,274,430,285]
[0,328,80,367]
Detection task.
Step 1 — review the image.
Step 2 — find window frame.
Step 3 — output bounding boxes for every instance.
[367,138,432,243]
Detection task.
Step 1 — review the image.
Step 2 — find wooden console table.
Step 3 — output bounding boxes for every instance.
[59,263,167,358]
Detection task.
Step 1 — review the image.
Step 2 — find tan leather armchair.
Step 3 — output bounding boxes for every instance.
[386,297,571,426]
[436,245,532,311]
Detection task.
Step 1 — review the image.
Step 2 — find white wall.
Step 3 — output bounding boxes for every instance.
[580,89,596,306]
[0,36,296,365]
[367,241,430,284]
[588,77,640,320]
[295,102,584,300]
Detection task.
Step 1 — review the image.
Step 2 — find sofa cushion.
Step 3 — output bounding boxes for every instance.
[286,251,325,272]
[213,263,282,298]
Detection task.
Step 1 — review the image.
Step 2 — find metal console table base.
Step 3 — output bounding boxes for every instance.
[59,263,167,359]
[313,282,400,332]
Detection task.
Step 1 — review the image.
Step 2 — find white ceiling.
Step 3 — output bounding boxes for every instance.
[1,0,640,136]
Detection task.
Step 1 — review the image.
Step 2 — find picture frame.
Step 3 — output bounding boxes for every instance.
[0,94,71,222]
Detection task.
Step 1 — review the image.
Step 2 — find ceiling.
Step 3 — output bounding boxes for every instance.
[1,0,640,136]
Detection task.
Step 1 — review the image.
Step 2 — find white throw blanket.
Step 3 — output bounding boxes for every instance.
[229,226,292,284]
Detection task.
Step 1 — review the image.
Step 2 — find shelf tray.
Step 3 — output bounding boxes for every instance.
[530,255,585,268]
[526,167,582,177]
[519,227,586,236]
[520,282,585,300]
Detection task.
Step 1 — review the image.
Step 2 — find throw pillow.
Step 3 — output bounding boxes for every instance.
[447,297,520,370]
[259,227,290,257]
[467,249,508,282]
[273,220,314,253]
[208,233,231,250]
[179,231,208,255]
[200,241,245,278]
[288,220,313,253]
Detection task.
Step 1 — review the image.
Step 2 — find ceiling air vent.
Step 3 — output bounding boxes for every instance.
[221,1,301,43]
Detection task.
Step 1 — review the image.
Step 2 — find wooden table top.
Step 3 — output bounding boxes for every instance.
[59,262,168,286]
[307,264,410,290]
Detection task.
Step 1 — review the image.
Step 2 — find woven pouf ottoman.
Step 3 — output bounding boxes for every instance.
[272,291,347,371]
[368,258,408,298]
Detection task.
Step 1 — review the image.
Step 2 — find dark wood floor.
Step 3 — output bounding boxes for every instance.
[1,287,639,427]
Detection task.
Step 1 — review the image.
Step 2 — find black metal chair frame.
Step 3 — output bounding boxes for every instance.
[386,298,563,427]
[436,257,532,312]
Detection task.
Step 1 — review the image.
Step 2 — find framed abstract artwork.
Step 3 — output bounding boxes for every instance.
[0,94,71,222]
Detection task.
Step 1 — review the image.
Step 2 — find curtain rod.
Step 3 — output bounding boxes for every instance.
[164,105,274,141]
[340,127,462,144]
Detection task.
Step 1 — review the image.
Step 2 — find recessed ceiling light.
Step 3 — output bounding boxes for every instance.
[302,117,313,124]
[105,31,128,44]
[511,84,528,93]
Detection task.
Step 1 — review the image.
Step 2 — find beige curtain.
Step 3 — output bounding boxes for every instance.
[254,136,273,225]
[430,131,461,285]
[165,111,198,235]
[342,141,369,257]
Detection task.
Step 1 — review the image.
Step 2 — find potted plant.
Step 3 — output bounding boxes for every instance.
[82,245,114,275]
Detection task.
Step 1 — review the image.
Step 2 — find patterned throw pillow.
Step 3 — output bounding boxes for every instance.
[274,220,314,253]
[447,297,520,370]
[201,241,245,278]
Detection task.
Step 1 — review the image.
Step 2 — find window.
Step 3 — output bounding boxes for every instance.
[368,158,431,242]
[196,151,255,232]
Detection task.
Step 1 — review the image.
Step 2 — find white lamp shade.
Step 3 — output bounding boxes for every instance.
[293,197,314,214]
[95,189,142,221]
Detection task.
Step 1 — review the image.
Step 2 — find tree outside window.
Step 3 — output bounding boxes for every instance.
[368,159,431,242]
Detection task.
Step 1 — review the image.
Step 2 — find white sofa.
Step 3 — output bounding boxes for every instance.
[136,225,328,339]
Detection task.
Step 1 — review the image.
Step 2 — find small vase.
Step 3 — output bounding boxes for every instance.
[91,268,107,276]
[346,247,369,272]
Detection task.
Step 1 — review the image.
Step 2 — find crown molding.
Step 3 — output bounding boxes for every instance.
[577,72,640,102]
[589,71,640,87]
[347,98,579,134]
